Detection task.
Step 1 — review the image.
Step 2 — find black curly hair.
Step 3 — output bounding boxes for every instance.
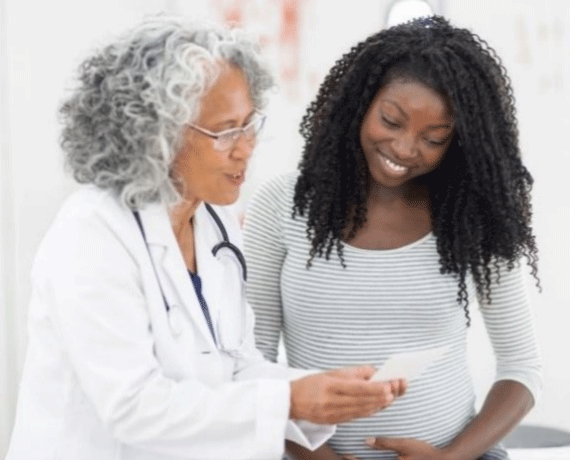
[293,16,539,325]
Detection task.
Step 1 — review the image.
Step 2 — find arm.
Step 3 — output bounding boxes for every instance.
[243,175,338,458]
[242,174,289,362]
[439,380,533,460]
[239,182,400,451]
[38,199,296,460]
[369,260,542,460]
[442,259,542,460]
[242,177,344,459]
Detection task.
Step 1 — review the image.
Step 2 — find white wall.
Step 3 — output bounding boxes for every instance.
[0,0,179,454]
[0,0,17,449]
[446,0,570,432]
[1,0,569,455]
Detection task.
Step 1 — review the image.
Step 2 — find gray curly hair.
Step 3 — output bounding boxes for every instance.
[60,16,274,208]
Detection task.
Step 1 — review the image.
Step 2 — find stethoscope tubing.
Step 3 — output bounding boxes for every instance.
[204,203,247,282]
[132,204,248,313]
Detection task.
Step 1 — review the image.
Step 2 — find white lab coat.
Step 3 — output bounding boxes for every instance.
[6,186,333,460]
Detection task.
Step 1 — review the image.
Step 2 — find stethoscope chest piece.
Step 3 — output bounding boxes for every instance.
[168,305,184,337]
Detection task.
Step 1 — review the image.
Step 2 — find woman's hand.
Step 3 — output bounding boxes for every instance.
[289,365,406,424]
[365,437,447,460]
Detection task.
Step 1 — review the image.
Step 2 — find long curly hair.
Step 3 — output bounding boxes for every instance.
[60,16,273,209]
[293,16,539,324]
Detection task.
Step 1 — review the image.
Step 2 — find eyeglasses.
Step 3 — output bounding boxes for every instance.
[188,112,266,152]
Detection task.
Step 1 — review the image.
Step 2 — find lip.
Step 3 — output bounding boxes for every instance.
[378,150,413,168]
[226,170,246,187]
[377,150,411,177]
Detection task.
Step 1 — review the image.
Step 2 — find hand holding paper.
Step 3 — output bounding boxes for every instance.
[371,345,450,382]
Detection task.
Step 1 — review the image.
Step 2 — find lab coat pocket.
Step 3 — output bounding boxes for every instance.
[153,305,199,382]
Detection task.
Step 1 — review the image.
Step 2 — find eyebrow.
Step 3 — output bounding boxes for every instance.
[210,109,257,130]
[384,100,455,130]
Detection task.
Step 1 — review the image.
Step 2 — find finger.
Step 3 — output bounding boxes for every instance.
[323,391,394,408]
[388,378,408,397]
[322,403,380,424]
[325,399,394,424]
[399,378,408,396]
[328,365,376,380]
[366,436,408,452]
[324,407,375,424]
[330,378,394,396]
[349,365,377,380]
[389,379,399,396]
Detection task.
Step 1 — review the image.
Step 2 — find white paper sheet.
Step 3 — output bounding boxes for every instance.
[370,345,451,382]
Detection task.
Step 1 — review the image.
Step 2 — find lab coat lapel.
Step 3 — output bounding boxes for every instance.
[136,202,217,348]
[193,204,224,334]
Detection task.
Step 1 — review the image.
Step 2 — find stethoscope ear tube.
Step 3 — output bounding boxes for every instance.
[205,204,247,282]
[211,241,247,282]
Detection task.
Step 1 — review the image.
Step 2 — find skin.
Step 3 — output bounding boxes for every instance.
[170,63,256,272]
[349,78,454,250]
[168,62,406,428]
[286,78,534,459]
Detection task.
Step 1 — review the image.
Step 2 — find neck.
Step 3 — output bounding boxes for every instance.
[368,181,429,207]
[169,197,201,242]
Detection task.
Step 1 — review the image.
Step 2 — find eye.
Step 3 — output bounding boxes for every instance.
[217,128,241,143]
[425,138,446,147]
[382,116,400,128]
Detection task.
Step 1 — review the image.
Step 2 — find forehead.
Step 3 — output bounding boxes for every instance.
[197,64,254,120]
[373,78,454,121]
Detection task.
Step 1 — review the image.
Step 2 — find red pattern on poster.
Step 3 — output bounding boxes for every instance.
[213,0,244,26]
[212,0,306,100]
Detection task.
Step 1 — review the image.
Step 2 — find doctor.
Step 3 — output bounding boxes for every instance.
[6,17,406,460]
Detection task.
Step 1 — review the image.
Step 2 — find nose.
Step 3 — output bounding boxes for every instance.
[392,132,418,161]
[230,133,255,161]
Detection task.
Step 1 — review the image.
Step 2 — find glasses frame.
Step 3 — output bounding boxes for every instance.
[188,111,267,152]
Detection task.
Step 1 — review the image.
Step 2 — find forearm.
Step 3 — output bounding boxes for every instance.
[285,441,342,460]
[443,380,534,460]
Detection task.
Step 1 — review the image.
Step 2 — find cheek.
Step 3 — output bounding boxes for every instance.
[424,149,448,171]
[174,146,218,190]
[360,115,389,146]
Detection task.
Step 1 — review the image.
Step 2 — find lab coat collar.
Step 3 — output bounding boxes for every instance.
[136,201,224,348]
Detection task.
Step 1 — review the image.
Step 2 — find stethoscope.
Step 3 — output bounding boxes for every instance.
[133,203,250,358]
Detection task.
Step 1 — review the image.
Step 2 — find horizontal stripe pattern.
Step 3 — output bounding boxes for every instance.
[243,173,542,459]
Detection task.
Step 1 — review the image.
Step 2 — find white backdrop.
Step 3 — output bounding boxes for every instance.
[1,0,569,455]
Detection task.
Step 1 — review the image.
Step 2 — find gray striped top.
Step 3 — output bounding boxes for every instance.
[243,173,542,459]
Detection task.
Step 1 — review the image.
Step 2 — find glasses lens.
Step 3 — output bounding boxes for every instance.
[215,130,241,151]
[244,116,265,141]
[212,114,265,151]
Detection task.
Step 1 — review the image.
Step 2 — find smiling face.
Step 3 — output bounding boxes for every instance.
[173,63,257,207]
[359,77,455,195]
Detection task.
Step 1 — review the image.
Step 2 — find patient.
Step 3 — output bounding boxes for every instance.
[244,16,542,460]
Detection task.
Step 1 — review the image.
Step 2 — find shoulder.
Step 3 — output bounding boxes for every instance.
[47,186,132,237]
[259,171,297,194]
[32,186,136,275]
[248,171,298,215]
[41,186,123,237]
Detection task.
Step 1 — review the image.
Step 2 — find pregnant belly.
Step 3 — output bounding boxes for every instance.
[329,379,476,459]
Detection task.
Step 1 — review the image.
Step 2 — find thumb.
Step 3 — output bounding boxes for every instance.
[366,436,407,452]
[333,365,376,380]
